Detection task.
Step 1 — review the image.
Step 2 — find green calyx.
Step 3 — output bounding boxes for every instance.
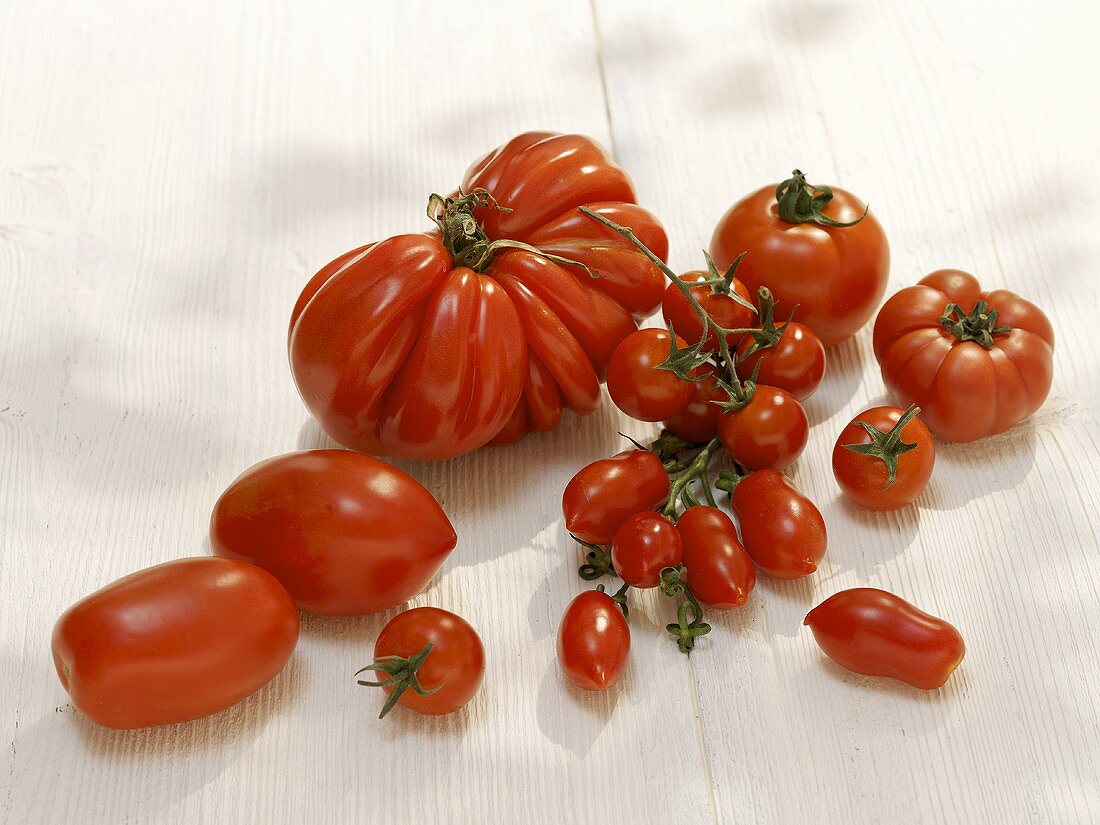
[736,286,794,364]
[702,251,756,307]
[355,642,440,719]
[659,565,711,655]
[775,169,867,228]
[940,300,1011,348]
[842,404,922,489]
[654,323,713,380]
[596,582,631,618]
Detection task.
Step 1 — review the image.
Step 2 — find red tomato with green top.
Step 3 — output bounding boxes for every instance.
[562,449,671,545]
[661,270,754,353]
[663,364,726,443]
[736,322,826,401]
[678,506,755,608]
[606,328,694,422]
[558,589,630,691]
[717,385,809,470]
[832,405,935,510]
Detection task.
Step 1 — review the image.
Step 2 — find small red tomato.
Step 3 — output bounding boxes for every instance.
[804,588,965,690]
[357,607,485,718]
[663,364,727,443]
[737,322,826,401]
[717,386,809,470]
[678,506,755,608]
[661,271,754,353]
[52,557,300,729]
[832,405,935,510]
[606,328,694,421]
[729,469,826,578]
[557,589,630,690]
[611,511,683,588]
[562,450,671,545]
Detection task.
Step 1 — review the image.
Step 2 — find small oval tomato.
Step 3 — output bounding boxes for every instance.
[662,364,726,443]
[562,449,671,545]
[661,270,754,353]
[729,469,826,578]
[357,607,485,718]
[832,405,935,510]
[873,269,1054,442]
[52,557,300,729]
[557,589,630,691]
[678,506,755,608]
[804,588,965,690]
[737,322,826,401]
[611,511,683,589]
[211,450,457,616]
[717,386,809,470]
[606,328,694,422]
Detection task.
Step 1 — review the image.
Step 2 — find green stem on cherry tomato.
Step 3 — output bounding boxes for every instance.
[355,642,441,719]
[736,286,796,364]
[775,170,868,228]
[714,469,745,494]
[572,533,616,581]
[596,581,631,618]
[659,565,711,655]
[841,403,923,489]
[661,438,722,519]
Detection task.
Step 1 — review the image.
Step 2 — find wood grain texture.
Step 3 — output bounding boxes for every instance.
[2,1,1098,823]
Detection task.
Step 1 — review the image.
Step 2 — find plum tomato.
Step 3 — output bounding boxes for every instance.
[832,404,935,510]
[717,386,809,470]
[611,511,683,589]
[729,469,826,578]
[557,589,630,691]
[663,364,727,443]
[661,270,754,353]
[606,328,694,422]
[678,506,755,608]
[562,449,670,545]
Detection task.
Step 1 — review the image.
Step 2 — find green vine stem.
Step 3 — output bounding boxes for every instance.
[659,565,711,655]
[597,581,631,618]
[354,642,440,719]
[661,438,722,519]
[736,286,795,364]
[939,300,1011,348]
[573,533,616,581]
[775,170,868,228]
[842,403,923,489]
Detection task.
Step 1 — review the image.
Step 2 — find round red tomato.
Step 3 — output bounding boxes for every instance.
[873,269,1054,442]
[562,449,670,545]
[606,328,694,422]
[52,557,300,729]
[210,450,457,615]
[611,511,683,588]
[290,132,668,459]
[737,322,826,401]
[729,469,826,578]
[832,405,935,510]
[717,385,809,470]
[710,170,889,346]
[663,364,726,443]
[678,506,755,608]
[557,589,630,691]
[661,270,753,353]
[804,588,965,690]
[358,607,484,717]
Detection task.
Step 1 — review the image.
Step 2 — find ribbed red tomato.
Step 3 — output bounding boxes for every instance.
[289,132,667,460]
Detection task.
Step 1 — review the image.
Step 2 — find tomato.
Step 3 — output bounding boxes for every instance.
[729,469,826,578]
[804,588,965,690]
[605,328,694,422]
[562,449,670,545]
[611,511,683,588]
[873,269,1054,442]
[357,607,484,718]
[52,558,299,729]
[211,450,456,615]
[832,405,935,510]
[661,270,753,353]
[662,364,726,443]
[710,170,889,346]
[717,385,809,470]
[737,322,826,401]
[290,132,668,459]
[677,506,755,608]
[557,589,630,690]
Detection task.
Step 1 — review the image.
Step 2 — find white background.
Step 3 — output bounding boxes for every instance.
[3,1,1100,823]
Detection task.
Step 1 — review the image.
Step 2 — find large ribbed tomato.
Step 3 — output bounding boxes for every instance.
[289,132,668,460]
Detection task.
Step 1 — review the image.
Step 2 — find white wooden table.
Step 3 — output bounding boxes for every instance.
[4,2,1100,822]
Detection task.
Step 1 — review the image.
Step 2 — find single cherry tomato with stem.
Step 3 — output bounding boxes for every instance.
[562,448,671,546]
[661,258,755,354]
[804,588,965,690]
[662,364,727,443]
[356,607,485,719]
[736,287,826,401]
[717,385,809,471]
[611,511,683,589]
[833,404,935,510]
[558,585,631,691]
[605,328,696,422]
[677,505,755,609]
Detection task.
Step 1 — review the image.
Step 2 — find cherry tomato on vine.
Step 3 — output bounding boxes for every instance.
[562,449,671,545]
[832,405,935,510]
[717,385,809,471]
[663,364,726,443]
[356,607,485,718]
[661,270,753,353]
[737,322,826,401]
[728,469,826,578]
[678,506,755,609]
[804,588,965,690]
[611,511,683,588]
[557,589,630,691]
[606,328,694,422]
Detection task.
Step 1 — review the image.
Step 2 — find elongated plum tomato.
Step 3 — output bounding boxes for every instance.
[359,607,484,717]
[736,322,826,401]
[562,449,670,545]
[678,506,755,608]
[873,269,1054,442]
[289,132,669,459]
[717,385,809,471]
[663,364,726,443]
[606,328,694,422]
[211,450,456,615]
[804,588,965,690]
[729,470,826,578]
[558,590,630,691]
[611,511,683,589]
[710,170,889,346]
[52,557,299,729]
[832,405,935,510]
[661,270,753,353]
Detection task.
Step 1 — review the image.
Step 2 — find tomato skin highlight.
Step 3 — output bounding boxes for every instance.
[717,386,809,471]
[678,506,755,608]
[562,450,671,545]
[736,322,826,401]
[611,511,683,589]
[804,588,965,690]
[663,365,725,443]
[661,271,753,354]
[730,470,826,579]
[51,557,300,729]
[832,406,935,510]
[606,328,694,422]
[210,450,457,616]
[557,590,630,691]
